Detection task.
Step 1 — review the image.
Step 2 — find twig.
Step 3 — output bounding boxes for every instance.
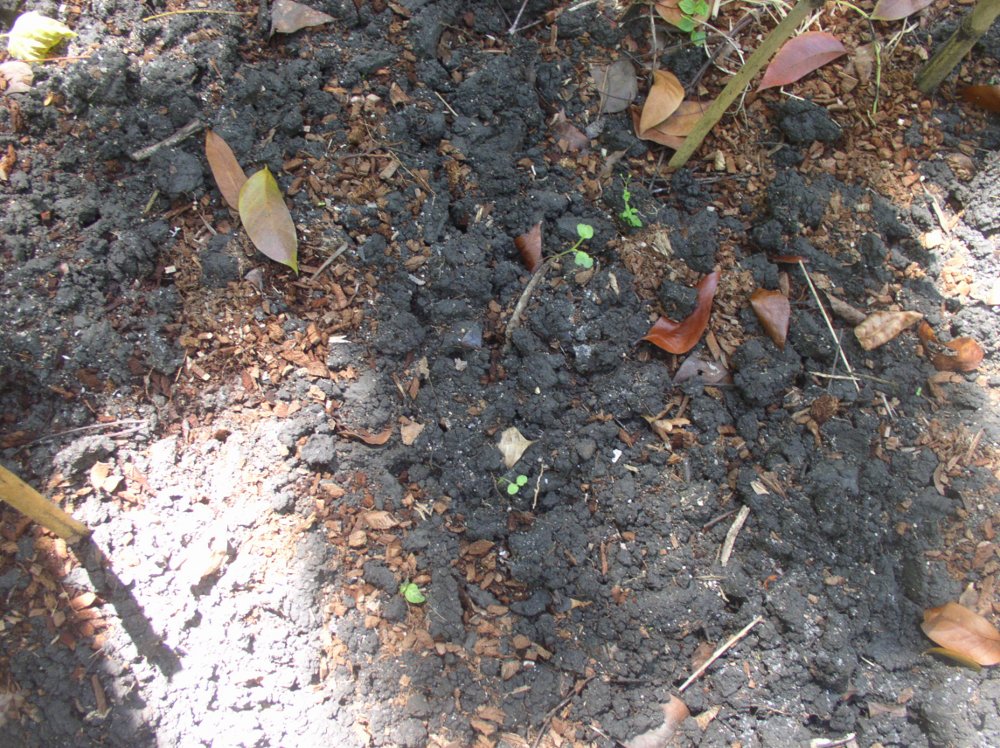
[719,505,750,567]
[508,0,530,34]
[309,242,349,282]
[503,260,551,355]
[678,615,763,693]
[129,119,204,161]
[142,9,254,22]
[16,419,147,450]
[434,91,458,117]
[531,676,595,748]
[532,465,546,511]
[808,371,894,386]
[798,261,861,393]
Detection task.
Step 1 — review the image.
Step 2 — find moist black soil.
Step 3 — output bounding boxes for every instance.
[2,2,1000,747]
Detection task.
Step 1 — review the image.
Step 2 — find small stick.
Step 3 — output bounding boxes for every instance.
[678,615,763,693]
[798,261,860,393]
[532,465,546,511]
[503,260,551,355]
[434,91,458,118]
[508,0,530,34]
[17,419,147,449]
[142,9,254,22]
[129,119,204,161]
[809,371,894,386]
[702,508,737,531]
[719,504,750,567]
[309,242,349,282]
[531,675,595,748]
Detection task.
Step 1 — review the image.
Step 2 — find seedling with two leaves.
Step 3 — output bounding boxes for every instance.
[553,223,595,269]
[498,474,529,497]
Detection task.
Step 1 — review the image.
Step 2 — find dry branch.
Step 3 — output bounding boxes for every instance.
[916,0,1000,94]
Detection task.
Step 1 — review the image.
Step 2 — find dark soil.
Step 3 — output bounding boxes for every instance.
[2,1,1000,746]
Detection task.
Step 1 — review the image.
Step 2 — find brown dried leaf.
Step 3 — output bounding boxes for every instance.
[917,321,984,372]
[921,602,1000,666]
[514,222,542,272]
[400,418,424,446]
[271,0,336,35]
[871,0,935,21]
[750,289,790,349]
[363,511,398,530]
[758,32,847,92]
[960,85,1000,113]
[854,310,923,351]
[340,425,393,445]
[653,99,708,137]
[640,69,684,134]
[642,271,720,355]
[589,58,637,114]
[205,130,247,210]
[0,61,33,94]
[631,105,684,149]
[498,426,535,469]
[625,695,690,748]
[551,110,590,154]
[673,352,729,385]
[826,293,866,326]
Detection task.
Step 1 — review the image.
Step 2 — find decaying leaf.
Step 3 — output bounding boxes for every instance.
[270,0,336,35]
[921,602,1000,666]
[631,106,683,149]
[960,85,1000,114]
[917,321,984,372]
[515,222,543,272]
[0,61,33,94]
[6,12,75,62]
[590,59,637,114]
[625,695,690,748]
[758,31,847,92]
[0,144,16,181]
[642,271,720,355]
[826,293,866,326]
[871,0,935,22]
[673,352,729,385]
[238,167,299,272]
[551,110,590,153]
[853,310,923,351]
[205,130,248,210]
[339,425,393,445]
[750,289,790,349]
[498,426,535,469]
[400,418,424,446]
[640,70,685,135]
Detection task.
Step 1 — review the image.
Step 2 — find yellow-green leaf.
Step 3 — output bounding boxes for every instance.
[6,12,76,62]
[238,167,298,273]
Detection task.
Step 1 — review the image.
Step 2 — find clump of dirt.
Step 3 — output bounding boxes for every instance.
[2,1,999,747]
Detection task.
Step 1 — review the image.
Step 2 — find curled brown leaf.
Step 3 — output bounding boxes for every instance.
[921,602,1000,666]
[960,85,1000,113]
[750,288,790,349]
[917,321,984,372]
[642,271,720,355]
[514,222,542,272]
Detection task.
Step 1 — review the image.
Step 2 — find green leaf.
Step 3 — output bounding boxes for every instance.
[677,16,695,33]
[6,12,75,62]
[515,475,528,487]
[691,29,707,46]
[574,251,594,269]
[678,0,697,14]
[506,482,519,495]
[693,0,710,16]
[576,223,594,240]
[400,581,426,604]
[238,167,299,272]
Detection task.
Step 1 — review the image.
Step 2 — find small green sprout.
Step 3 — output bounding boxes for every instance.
[500,474,529,496]
[619,178,642,228]
[676,0,709,47]
[552,223,594,269]
[399,580,426,604]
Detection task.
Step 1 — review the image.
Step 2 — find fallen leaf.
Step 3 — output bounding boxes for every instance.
[551,110,590,153]
[339,425,393,445]
[852,43,875,84]
[673,352,729,384]
[653,0,684,26]
[625,695,690,748]
[750,289,790,349]
[924,646,983,671]
[871,0,935,21]
[590,59,637,114]
[640,69,685,134]
[0,144,16,181]
[363,511,398,529]
[631,106,684,149]
[921,602,1000,666]
[515,222,542,272]
[642,271,720,355]
[825,293,866,326]
[400,418,424,446]
[498,426,535,469]
[205,131,248,210]
[270,0,336,35]
[758,31,847,92]
[917,321,984,372]
[853,310,923,351]
[238,167,298,272]
[6,12,75,62]
[0,61,33,94]
[651,99,708,137]
[960,85,1000,113]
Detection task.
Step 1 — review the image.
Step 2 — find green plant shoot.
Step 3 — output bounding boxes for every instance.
[400,580,426,604]
[619,179,643,228]
[502,474,529,496]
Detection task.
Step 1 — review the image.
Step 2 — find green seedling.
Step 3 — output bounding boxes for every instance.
[552,223,595,269]
[399,580,426,604]
[676,0,709,47]
[619,178,643,228]
[499,474,529,496]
